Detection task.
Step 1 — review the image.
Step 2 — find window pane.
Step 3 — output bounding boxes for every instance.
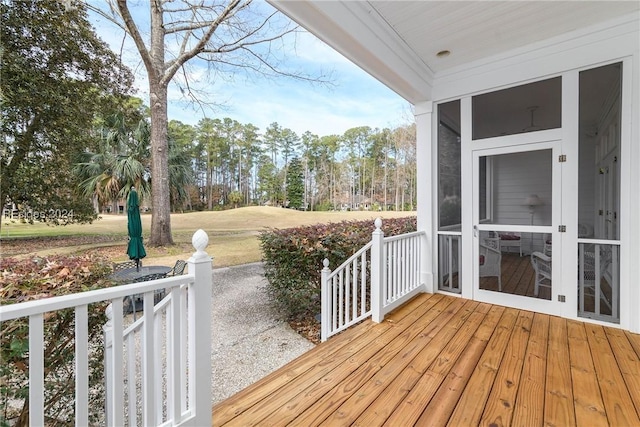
[479,150,552,226]
[578,243,619,323]
[438,234,461,293]
[579,63,621,240]
[479,230,551,300]
[438,100,461,229]
[472,77,561,140]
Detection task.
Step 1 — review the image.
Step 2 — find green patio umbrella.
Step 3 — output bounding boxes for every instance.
[126,187,146,270]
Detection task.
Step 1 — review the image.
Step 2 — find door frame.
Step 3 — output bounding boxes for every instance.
[470,138,562,315]
[465,132,565,315]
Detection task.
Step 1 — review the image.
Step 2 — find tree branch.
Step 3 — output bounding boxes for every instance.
[164,20,215,34]
[84,3,128,33]
[161,0,248,86]
[115,0,156,78]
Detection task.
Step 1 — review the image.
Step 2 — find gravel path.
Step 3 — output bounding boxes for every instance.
[212,263,316,405]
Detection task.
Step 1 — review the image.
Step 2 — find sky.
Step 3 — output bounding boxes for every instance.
[87,1,412,138]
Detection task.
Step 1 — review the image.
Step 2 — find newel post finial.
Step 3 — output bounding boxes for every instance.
[191,229,209,260]
[374,217,382,230]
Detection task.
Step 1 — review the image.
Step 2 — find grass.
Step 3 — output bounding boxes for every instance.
[1,206,415,268]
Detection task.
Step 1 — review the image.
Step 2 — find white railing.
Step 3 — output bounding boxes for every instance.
[0,230,212,427]
[321,218,426,341]
[381,230,424,315]
[320,242,373,342]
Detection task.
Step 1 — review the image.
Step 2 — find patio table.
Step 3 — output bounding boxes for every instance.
[110,266,172,318]
[110,265,172,283]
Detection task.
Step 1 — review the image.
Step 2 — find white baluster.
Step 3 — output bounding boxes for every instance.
[321,259,330,342]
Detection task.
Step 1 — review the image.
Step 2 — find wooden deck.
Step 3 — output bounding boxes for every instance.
[212,293,640,426]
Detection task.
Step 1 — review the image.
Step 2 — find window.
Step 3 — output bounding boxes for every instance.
[438,100,461,229]
[472,77,561,140]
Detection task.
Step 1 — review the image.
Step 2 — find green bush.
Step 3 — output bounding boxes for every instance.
[0,255,113,426]
[259,216,417,318]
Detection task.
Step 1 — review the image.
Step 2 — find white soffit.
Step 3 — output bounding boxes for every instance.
[270,1,639,104]
[372,1,639,73]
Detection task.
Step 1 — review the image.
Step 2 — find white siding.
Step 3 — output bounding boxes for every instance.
[493,150,553,226]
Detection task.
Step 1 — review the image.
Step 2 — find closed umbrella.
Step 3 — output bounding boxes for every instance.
[126,187,146,271]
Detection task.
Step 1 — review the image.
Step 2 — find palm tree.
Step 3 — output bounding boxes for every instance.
[74,114,151,213]
[76,114,193,213]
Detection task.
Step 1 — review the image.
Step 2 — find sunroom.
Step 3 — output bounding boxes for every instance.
[271,0,640,334]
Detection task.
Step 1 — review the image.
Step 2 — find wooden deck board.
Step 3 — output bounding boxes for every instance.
[352,301,489,427]
[478,310,534,427]
[567,320,609,426]
[212,294,640,427]
[447,307,519,426]
[585,323,640,426]
[317,299,477,426]
[544,316,576,426]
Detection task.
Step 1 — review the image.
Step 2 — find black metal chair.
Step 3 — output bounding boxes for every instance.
[168,260,187,276]
[126,273,168,316]
[113,260,139,272]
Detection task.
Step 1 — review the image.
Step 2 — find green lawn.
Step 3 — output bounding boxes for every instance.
[1,206,415,267]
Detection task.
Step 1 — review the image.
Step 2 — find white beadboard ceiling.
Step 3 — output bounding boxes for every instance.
[270,1,639,103]
[370,1,638,73]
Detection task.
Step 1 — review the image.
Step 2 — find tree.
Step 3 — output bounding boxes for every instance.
[286,157,304,210]
[342,127,373,209]
[0,0,132,230]
[168,120,197,210]
[75,115,194,214]
[228,190,242,209]
[75,116,152,213]
[88,1,326,246]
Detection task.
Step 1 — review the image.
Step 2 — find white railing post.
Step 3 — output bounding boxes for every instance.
[371,218,385,323]
[187,229,212,426]
[103,304,113,427]
[321,259,331,342]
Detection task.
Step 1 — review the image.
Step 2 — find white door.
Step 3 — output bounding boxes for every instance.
[471,138,563,315]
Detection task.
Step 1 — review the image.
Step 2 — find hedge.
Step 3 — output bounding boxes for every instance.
[259,216,417,318]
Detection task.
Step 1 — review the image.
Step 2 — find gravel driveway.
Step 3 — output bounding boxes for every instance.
[212,263,316,404]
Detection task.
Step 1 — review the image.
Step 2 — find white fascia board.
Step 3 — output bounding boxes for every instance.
[432,11,640,101]
[268,0,433,103]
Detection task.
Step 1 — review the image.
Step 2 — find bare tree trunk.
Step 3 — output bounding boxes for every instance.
[147,1,173,245]
[206,150,212,210]
[148,81,174,245]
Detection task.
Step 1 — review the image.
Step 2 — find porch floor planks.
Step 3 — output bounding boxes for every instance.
[477,310,534,427]
[585,323,640,426]
[445,307,520,426]
[212,293,640,427]
[544,316,576,426]
[214,293,443,426]
[351,301,490,427]
[511,313,549,426]
[606,328,640,414]
[312,298,479,426]
[566,320,609,426]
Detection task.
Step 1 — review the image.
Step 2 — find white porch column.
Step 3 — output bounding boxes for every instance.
[415,101,434,293]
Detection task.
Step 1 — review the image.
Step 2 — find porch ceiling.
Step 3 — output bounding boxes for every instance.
[270,1,640,103]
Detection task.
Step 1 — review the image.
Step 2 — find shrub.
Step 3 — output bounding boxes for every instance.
[0,255,113,427]
[259,216,417,319]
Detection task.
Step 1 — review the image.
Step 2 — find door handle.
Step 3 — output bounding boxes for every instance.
[473,225,478,237]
